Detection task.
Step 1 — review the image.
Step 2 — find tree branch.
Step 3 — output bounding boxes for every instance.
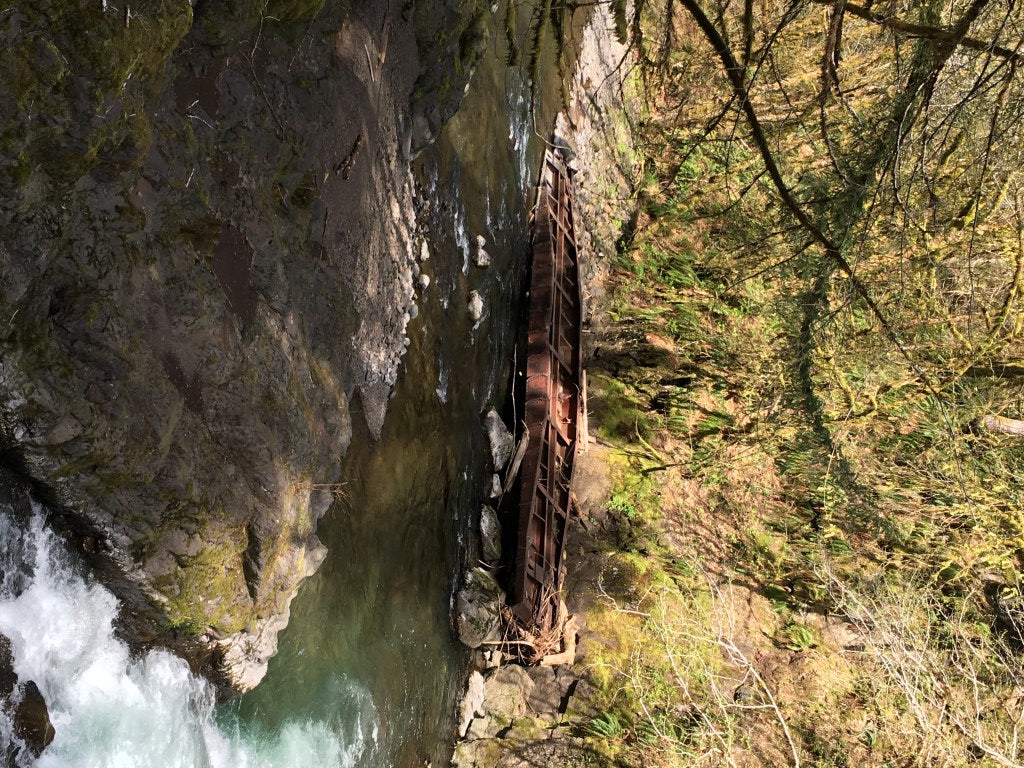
[809,0,1024,65]
[672,0,996,394]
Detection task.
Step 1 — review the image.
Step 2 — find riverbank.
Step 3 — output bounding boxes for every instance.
[453,2,1024,767]
[450,5,641,766]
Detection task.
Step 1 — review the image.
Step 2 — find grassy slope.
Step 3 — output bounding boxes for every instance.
[573,157,1024,768]
[565,7,1024,767]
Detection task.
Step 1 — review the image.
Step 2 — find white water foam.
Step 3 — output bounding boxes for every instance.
[0,506,377,768]
[454,201,471,276]
[436,359,450,404]
[507,73,532,191]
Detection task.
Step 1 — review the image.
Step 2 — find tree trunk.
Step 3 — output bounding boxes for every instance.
[978,415,1024,436]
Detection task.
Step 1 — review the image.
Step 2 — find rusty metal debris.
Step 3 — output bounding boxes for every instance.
[508,146,583,642]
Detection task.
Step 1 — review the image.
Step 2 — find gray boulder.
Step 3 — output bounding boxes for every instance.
[457,670,486,739]
[479,506,501,565]
[454,567,505,649]
[483,409,514,471]
[463,665,535,741]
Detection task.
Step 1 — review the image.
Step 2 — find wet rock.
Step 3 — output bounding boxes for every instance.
[0,635,56,760]
[487,474,502,500]
[457,670,485,738]
[468,291,484,323]
[406,5,489,158]
[473,235,490,268]
[454,567,505,649]
[418,273,431,289]
[483,409,514,471]
[12,681,55,757]
[0,636,15,699]
[479,505,501,564]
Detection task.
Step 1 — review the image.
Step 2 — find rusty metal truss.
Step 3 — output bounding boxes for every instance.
[509,146,583,635]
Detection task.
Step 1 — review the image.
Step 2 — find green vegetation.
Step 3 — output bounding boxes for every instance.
[1,0,192,185]
[569,1,1024,766]
[160,521,252,636]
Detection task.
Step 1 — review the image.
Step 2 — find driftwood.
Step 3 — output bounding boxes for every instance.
[502,426,530,496]
[539,613,578,667]
[580,369,589,455]
[488,588,577,667]
[334,132,365,179]
[978,414,1024,436]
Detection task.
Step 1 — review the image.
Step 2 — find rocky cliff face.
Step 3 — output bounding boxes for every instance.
[0,0,487,696]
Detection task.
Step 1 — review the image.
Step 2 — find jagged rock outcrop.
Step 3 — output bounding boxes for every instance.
[0,0,490,696]
[452,663,610,768]
[406,3,491,158]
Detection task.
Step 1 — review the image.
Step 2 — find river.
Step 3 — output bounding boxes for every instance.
[0,4,562,766]
[226,50,541,767]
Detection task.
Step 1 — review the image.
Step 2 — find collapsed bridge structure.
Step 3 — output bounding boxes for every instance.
[508,146,583,641]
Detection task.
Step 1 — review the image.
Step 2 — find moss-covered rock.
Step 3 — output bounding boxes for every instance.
[407,0,491,156]
[0,0,192,189]
[455,567,506,649]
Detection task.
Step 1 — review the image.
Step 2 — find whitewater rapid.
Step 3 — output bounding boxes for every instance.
[0,505,378,768]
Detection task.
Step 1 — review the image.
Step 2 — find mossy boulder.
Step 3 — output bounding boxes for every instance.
[455,567,505,649]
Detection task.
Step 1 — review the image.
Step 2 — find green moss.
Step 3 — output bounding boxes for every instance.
[506,717,545,740]
[10,152,33,187]
[267,0,326,23]
[0,0,191,185]
[453,738,503,766]
[163,527,252,635]
[27,0,193,89]
[588,372,654,442]
[6,34,67,110]
[193,0,265,47]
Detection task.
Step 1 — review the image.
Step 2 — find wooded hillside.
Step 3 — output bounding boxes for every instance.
[564,1,1024,766]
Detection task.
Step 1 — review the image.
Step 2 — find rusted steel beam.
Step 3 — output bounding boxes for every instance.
[510,147,583,634]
